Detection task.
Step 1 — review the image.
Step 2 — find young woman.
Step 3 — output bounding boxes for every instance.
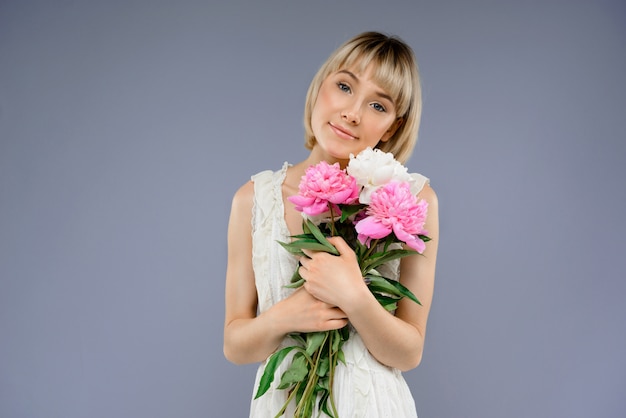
[224,31,439,417]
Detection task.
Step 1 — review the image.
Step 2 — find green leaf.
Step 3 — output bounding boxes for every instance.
[277,353,310,390]
[293,380,307,411]
[295,239,338,253]
[337,350,345,365]
[338,203,366,222]
[362,249,418,273]
[373,294,401,311]
[365,274,403,297]
[339,325,350,341]
[284,266,304,288]
[284,278,305,288]
[289,233,316,240]
[366,274,421,305]
[331,329,343,353]
[382,301,399,311]
[354,239,369,259]
[254,346,298,399]
[319,391,334,418]
[279,237,337,253]
[291,267,304,284]
[277,240,306,256]
[317,377,330,396]
[304,219,339,255]
[289,333,307,347]
[305,332,327,356]
[373,293,401,302]
[317,357,329,377]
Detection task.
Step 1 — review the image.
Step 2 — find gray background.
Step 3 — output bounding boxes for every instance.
[1,0,625,417]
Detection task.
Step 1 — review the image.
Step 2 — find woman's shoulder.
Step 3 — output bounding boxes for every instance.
[417,181,438,208]
[230,163,290,211]
[249,162,290,196]
[250,162,290,183]
[233,179,254,200]
[229,180,254,221]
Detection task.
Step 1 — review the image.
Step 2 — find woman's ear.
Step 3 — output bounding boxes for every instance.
[380,118,404,143]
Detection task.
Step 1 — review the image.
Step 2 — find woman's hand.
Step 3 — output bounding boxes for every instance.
[274,287,348,333]
[298,236,368,310]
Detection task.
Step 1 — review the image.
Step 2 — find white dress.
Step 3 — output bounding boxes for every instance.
[248,163,429,418]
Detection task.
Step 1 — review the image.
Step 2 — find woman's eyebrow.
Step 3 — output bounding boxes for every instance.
[336,69,394,104]
[337,69,359,82]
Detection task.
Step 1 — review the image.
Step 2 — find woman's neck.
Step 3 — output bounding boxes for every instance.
[302,145,350,169]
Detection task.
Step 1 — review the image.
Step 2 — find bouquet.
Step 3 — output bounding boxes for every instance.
[254,148,430,417]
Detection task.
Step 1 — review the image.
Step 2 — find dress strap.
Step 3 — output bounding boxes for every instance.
[250,162,290,236]
[412,172,430,196]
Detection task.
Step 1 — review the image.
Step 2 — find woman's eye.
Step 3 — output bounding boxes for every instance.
[337,82,351,93]
[371,103,386,112]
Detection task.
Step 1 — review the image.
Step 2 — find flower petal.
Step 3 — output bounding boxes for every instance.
[302,201,330,216]
[355,216,392,239]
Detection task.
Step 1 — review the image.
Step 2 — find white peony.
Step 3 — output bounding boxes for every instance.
[347,147,421,204]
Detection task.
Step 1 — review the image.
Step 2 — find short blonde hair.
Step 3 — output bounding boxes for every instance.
[304,32,422,164]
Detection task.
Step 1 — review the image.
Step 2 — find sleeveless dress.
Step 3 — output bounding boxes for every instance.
[248,162,429,418]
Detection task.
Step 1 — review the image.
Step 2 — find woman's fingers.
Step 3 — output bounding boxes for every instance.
[284,287,347,332]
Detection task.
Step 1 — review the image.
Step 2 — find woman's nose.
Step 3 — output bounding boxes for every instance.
[341,105,361,125]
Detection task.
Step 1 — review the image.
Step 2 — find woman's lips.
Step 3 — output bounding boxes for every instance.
[329,123,358,140]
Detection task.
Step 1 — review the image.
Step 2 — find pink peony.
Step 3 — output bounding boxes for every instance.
[355,181,429,252]
[288,161,359,216]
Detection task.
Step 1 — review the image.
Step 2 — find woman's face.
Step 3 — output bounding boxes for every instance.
[310,65,400,164]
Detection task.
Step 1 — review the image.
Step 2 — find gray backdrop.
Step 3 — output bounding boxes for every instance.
[1,0,625,417]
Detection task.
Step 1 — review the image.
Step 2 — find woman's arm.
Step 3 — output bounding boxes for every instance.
[223,181,348,365]
[223,181,282,364]
[298,184,439,371]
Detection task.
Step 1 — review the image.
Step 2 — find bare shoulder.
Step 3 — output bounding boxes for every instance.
[230,180,255,213]
[234,180,255,201]
[417,183,439,246]
[418,183,438,209]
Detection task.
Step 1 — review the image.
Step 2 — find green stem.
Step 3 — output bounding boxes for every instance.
[274,381,302,418]
[294,332,328,417]
[328,330,340,418]
[361,238,380,275]
[328,204,336,236]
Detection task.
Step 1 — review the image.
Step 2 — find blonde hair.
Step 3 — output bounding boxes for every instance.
[303,32,422,164]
